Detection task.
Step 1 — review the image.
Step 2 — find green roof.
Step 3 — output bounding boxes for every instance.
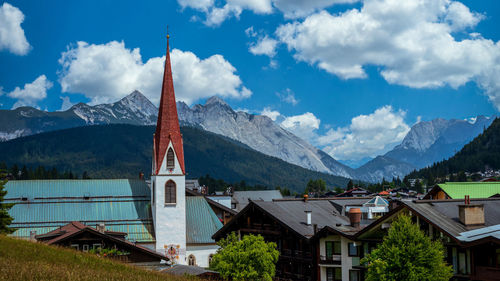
[5,180,223,245]
[186,197,223,244]
[438,182,500,199]
[5,179,155,243]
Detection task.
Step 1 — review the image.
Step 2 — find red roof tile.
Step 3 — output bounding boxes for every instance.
[154,36,185,175]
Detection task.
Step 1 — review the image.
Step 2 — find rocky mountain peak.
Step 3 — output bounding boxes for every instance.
[205,96,230,108]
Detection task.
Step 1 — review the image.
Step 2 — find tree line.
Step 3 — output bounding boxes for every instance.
[0,163,91,180]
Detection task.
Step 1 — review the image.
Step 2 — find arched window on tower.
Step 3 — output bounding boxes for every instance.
[165,180,176,204]
[188,254,196,266]
[166,148,175,169]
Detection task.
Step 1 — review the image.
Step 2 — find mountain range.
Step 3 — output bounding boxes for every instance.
[0,90,494,182]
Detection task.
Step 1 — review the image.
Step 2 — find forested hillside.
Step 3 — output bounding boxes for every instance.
[0,124,349,192]
[405,118,500,181]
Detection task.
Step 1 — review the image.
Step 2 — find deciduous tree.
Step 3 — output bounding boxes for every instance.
[210,233,279,281]
[362,215,452,281]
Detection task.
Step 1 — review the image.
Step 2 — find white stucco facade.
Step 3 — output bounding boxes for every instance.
[318,235,361,281]
[186,244,220,268]
[152,141,187,264]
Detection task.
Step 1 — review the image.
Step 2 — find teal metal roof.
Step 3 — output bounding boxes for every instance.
[186,197,223,244]
[5,179,150,199]
[6,180,223,244]
[5,179,155,243]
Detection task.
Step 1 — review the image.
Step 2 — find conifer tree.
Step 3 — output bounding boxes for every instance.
[0,171,15,234]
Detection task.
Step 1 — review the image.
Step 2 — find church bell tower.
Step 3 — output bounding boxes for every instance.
[151,32,186,264]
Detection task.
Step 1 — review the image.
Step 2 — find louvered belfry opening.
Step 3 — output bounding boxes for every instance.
[166,148,175,169]
[165,180,176,204]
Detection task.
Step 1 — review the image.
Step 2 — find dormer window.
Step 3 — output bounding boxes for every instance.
[166,148,175,169]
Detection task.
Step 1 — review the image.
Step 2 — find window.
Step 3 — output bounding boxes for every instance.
[93,243,102,250]
[71,244,79,250]
[326,241,341,258]
[82,244,89,252]
[166,148,175,169]
[349,270,360,281]
[348,243,359,257]
[326,267,342,281]
[188,254,196,266]
[165,180,176,204]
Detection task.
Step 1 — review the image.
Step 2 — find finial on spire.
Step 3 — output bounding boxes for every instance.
[167,25,170,39]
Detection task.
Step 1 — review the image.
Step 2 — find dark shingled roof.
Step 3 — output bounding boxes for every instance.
[403,198,500,237]
[214,199,363,240]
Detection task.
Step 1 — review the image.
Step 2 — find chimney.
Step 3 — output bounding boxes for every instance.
[139,172,144,180]
[97,223,106,233]
[303,194,309,202]
[305,210,312,225]
[348,208,362,228]
[459,196,484,226]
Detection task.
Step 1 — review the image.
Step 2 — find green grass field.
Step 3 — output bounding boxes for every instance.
[0,235,195,281]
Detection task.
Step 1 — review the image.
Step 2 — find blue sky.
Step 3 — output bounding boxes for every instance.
[0,0,499,164]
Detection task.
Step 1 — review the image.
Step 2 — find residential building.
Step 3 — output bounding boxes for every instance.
[357,198,500,281]
[35,221,167,263]
[335,187,371,198]
[424,182,500,200]
[212,197,367,281]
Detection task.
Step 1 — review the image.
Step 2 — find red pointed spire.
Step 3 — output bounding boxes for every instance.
[154,33,185,175]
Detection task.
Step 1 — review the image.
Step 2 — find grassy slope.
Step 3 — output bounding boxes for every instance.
[0,235,193,281]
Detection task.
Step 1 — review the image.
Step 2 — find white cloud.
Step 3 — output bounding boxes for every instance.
[7,75,53,109]
[273,0,359,19]
[276,88,299,105]
[280,112,321,141]
[276,0,500,110]
[178,0,214,12]
[317,106,410,161]
[59,96,74,111]
[0,2,30,55]
[58,41,251,105]
[249,35,279,57]
[261,107,281,121]
[180,0,354,26]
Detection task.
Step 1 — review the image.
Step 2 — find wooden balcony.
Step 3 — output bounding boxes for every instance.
[319,254,342,265]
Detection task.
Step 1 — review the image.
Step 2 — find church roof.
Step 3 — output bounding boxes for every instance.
[5,180,224,245]
[186,196,223,244]
[154,35,185,175]
[5,179,154,243]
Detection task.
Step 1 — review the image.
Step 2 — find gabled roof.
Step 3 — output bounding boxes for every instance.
[213,199,361,240]
[5,179,154,242]
[37,221,166,260]
[232,190,283,211]
[356,198,500,244]
[154,35,185,174]
[428,182,500,199]
[186,197,223,244]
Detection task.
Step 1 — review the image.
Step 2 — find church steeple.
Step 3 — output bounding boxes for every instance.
[153,32,185,175]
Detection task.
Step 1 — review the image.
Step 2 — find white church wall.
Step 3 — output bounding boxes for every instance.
[186,244,219,268]
[152,141,187,264]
